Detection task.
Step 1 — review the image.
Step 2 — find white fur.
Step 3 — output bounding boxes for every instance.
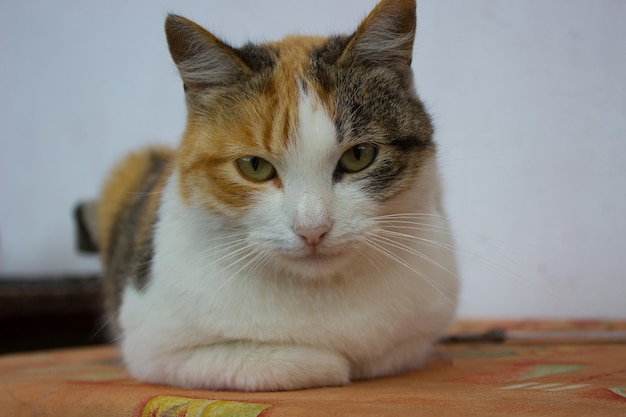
[285,88,336,245]
[119,90,458,391]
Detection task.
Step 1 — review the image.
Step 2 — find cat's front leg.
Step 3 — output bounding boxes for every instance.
[350,336,436,381]
[126,341,351,391]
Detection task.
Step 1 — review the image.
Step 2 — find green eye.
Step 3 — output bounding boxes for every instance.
[236,156,276,182]
[338,144,377,173]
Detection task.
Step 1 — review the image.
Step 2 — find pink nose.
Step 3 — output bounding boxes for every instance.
[295,224,331,246]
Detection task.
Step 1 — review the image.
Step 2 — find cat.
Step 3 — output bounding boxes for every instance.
[93,0,459,391]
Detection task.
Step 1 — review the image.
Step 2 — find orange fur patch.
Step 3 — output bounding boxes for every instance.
[98,146,174,263]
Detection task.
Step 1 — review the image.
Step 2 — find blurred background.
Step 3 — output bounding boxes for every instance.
[1,0,625,346]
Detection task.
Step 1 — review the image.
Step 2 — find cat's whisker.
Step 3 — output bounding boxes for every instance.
[201,242,253,270]
[246,250,276,280]
[376,222,454,236]
[91,312,118,341]
[185,237,250,273]
[374,217,453,225]
[375,226,480,265]
[376,228,456,250]
[200,237,249,257]
[242,251,283,292]
[130,230,250,265]
[231,250,269,280]
[372,212,451,221]
[376,226,558,299]
[375,213,544,251]
[211,246,261,292]
[359,237,455,305]
[191,243,248,274]
[355,240,389,278]
[204,231,249,241]
[454,245,559,299]
[370,232,459,279]
[375,214,539,253]
[372,215,452,225]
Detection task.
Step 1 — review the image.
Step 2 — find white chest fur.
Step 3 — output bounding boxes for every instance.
[119,166,458,390]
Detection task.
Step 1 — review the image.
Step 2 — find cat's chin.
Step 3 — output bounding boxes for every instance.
[280,247,353,281]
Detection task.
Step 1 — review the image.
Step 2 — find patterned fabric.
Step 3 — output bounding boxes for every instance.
[1,320,625,416]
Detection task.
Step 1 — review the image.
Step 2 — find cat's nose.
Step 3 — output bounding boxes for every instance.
[293,191,333,246]
[294,224,331,246]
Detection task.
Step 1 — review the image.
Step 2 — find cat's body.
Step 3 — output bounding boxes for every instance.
[96,0,458,391]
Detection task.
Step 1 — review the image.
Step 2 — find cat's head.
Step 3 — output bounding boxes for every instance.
[166,0,442,280]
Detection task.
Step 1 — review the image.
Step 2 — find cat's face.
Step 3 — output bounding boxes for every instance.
[168,0,439,279]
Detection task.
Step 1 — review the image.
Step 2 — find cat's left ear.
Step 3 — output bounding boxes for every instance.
[341,0,416,71]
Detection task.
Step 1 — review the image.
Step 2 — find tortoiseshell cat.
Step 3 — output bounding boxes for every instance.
[94,0,458,391]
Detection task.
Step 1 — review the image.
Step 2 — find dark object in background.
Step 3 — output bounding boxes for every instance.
[0,276,108,354]
[74,202,99,253]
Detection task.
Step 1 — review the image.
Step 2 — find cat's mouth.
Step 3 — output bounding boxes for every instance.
[289,246,345,266]
[301,250,336,262]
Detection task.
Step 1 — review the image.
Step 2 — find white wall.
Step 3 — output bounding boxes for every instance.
[1,0,625,318]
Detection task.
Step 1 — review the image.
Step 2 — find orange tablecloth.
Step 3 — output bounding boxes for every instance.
[1,320,625,416]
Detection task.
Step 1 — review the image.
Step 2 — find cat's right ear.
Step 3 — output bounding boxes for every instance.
[340,0,416,72]
[165,15,250,99]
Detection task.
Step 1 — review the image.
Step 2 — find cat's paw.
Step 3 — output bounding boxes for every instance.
[350,337,434,381]
[226,345,352,391]
[128,342,351,391]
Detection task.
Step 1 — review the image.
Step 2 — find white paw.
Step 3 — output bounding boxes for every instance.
[128,342,351,391]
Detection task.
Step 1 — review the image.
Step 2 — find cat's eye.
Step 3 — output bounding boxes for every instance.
[236,156,276,182]
[338,144,377,173]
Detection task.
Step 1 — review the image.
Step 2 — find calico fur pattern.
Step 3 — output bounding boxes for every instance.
[97,0,458,391]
